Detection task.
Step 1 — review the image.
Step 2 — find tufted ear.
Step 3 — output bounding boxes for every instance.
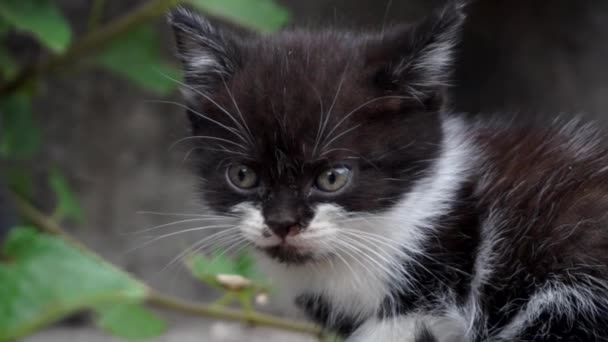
[168,7,242,97]
[366,2,466,107]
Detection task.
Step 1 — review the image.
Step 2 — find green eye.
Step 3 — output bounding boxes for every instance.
[316,166,351,192]
[227,164,258,190]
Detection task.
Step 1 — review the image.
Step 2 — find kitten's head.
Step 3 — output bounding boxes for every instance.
[169,4,464,264]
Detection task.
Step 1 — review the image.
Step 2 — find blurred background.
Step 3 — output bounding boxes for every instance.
[1,0,608,341]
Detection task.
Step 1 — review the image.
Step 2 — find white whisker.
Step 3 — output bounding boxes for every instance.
[127,225,235,254]
[321,124,362,151]
[161,228,240,271]
[145,100,248,145]
[313,66,348,157]
[340,235,397,277]
[128,218,235,235]
[158,73,252,148]
[222,78,255,147]
[170,135,248,151]
[323,95,414,148]
[136,211,236,218]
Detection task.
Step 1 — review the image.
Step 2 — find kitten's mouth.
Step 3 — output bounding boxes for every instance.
[262,244,314,264]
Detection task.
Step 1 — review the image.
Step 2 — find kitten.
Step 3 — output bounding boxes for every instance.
[168,3,608,341]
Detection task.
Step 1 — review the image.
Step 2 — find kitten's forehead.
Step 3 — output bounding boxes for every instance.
[247,30,363,69]
[204,33,375,159]
[235,32,366,99]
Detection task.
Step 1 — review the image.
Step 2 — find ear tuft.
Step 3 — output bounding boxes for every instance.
[168,7,240,96]
[402,1,466,82]
[368,1,466,101]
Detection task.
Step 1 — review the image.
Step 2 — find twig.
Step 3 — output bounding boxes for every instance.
[11,194,88,250]
[148,292,321,335]
[0,0,181,95]
[11,193,323,337]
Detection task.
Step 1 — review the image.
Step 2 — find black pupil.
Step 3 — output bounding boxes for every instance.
[327,171,337,184]
[238,168,247,182]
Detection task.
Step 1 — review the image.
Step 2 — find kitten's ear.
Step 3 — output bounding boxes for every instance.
[168,8,241,97]
[366,2,466,106]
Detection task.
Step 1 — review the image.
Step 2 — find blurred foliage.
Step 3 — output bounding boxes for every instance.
[0,0,291,340]
[0,0,72,53]
[189,0,290,33]
[187,251,270,312]
[0,91,40,159]
[5,166,35,199]
[0,227,148,340]
[49,169,85,224]
[95,303,167,341]
[0,48,17,79]
[93,26,181,96]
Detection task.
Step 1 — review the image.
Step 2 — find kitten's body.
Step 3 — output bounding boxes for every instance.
[259,115,608,341]
[168,4,608,341]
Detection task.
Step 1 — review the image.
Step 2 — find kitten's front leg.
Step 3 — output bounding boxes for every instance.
[347,315,465,342]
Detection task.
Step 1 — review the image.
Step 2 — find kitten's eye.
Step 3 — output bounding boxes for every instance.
[315,166,351,193]
[227,164,258,190]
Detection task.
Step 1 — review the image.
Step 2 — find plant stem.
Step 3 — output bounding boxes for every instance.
[10,193,324,337]
[11,194,88,250]
[0,0,181,96]
[148,292,322,335]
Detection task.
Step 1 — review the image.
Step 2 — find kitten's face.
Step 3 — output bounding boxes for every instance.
[169,6,462,264]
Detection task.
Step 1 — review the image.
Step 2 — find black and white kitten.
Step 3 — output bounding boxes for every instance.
[168,4,608,341]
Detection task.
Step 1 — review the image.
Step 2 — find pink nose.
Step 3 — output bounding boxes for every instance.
[269,224,302,240]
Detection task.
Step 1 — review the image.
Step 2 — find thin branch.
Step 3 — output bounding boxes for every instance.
[0,0,181,95]
[11,193,323,337]
[11,194,89,251]
[148,292,322,335]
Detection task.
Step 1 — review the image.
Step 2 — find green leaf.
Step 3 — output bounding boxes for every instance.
[234,251,264,282]
[188,252,237,286]
[94,26,180,95]
[187,250,268,290]
[186,0,290,33]
[0,91,42,159]
[0,0,72,53]
[0,227,148,341]
[95,303,167,341]
[0,18,10,35]
[49,169,86,225]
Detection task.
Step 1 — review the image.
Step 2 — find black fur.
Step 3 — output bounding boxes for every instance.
[295,293,361,336]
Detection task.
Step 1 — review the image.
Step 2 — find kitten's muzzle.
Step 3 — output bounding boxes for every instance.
[262,189,311,239]
[266,220,303,240]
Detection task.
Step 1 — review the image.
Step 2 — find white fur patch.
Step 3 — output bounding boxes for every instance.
[349,314,466,342]
[496,280,608,340]
[232,202,279,248]
[461,208,506,338]
[254,202,392,322]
